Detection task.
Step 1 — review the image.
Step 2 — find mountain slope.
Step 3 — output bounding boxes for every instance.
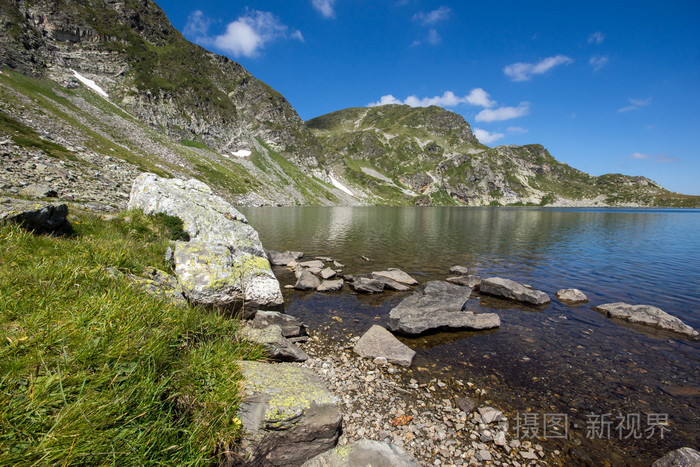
[307,105,699,207]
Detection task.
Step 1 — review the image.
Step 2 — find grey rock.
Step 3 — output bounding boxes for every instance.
[449,265,470,275]
[594,302,698,337]
[302,439,419,467]
[373,268,419,285]
[353,325,416,367]
[241,324,308,362]
[370,273,411,291]
[20,183,57,198]
[234,362,342,466]
[446,275,482,289]
[320,267,337,280]
[556,288,588,303]
[480,277,550,306]
[268,250,304,266]
[251,310,307,339]
[652,447,700,467]
[456,397,477,413]
[295,270,321,291]
[317,279,344,293]
[0,200,72,235]
[300,260,325,269]
[387,281,500,335]
[350,277,386,294]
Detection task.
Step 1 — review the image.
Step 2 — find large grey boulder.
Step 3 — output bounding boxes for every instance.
[353,325,416,367]
[372,268,419,285]
[302,439,419,467]
[480,277,550,306]
[268,250,304,266]
[388,281,500,335]
[594,302,698,337]
[652,447,700,467]
[128,174,283,312]
[0,199,72,235]
[295,270,321,291]
[240,325,308,362]
[233,362,342,466]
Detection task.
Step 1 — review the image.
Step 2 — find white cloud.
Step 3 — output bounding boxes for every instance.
[589,55,609,71]
[312,0,336,19]
[507,126,529,134]
[629,152,652,160]
[475,102,530,122]
[184,9,303,58]
[618,97,652,113]
[504,55,573,82]
[427,28,441,45]
[474,128,505,144]
[413,6,451,25]
[628,152,678,163]
[368,89,496,108]
[588,31,605,45]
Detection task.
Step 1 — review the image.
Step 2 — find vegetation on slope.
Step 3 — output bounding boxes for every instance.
[0,212,262,464]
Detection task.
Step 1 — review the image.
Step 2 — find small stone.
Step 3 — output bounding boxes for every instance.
[556,288,589,303]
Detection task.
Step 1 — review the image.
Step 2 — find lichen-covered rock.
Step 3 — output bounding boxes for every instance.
[128,174,283,312]
[233,362,342,466]
[556,288,588,303]
[353,325,416,367]
[594,302,698,337]
[480,277,550,306]
[652,447,700,467]
[302,439,419,467]
[0,199,72,235]
[240,325,308,362]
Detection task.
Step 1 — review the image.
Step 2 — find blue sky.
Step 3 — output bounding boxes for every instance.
[156,0,700,195]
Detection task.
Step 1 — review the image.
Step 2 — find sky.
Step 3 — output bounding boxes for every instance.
[156,0,700,195]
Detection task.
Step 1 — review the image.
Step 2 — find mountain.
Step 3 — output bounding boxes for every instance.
[307,105,699,207]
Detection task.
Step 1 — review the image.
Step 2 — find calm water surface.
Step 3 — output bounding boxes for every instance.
[241,207,700,465]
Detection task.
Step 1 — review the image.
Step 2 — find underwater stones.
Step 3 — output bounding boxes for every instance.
[0,199,72,235]
[372,268,419,286]
[234,362,342,466]
[302,439,419,467]
[480,277,550,306]
[353,325,416,367]
[594,302,698,337]
[268,250,304,266]
[556,288,589,303]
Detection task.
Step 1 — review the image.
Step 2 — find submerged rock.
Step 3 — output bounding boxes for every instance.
[556,288,588,303]
[388,281,500,335]
[480,277,550,306]
[268,250,304,266]
[234,362,342,466]
[302,439,419,467]
[594,302,698,337]
[652,447,700,467]
[353,325,416,367]
[0,199,72,235]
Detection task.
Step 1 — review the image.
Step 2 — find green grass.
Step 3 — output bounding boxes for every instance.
[0,211,262,465]
[181,139,212,151]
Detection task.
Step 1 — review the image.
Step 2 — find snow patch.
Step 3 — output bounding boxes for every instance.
[71,70,108,98]
[329,173,354,197]
[232,149,252,158]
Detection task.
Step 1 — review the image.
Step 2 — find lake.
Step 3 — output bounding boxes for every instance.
[240,206,700,465]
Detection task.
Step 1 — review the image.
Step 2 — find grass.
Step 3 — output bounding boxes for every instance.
[0,211,263,465]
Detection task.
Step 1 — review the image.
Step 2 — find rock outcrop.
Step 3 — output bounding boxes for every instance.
[480,277,550,306]
[594,302,698,337]
[302,439,419,467]
[128,173,283,313]
[353,325,416,367]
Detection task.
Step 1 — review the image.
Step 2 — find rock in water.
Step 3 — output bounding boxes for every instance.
[446,275,482,289]
[350,277,386,294]
[268,250,304,266]
[0,199,72,235]
[594,302,698,337]
[295,270,321,291]
[387,281,500,335]
[480,277,550,306]
[302,439,419,467]
[128,173,283,312]
[317,279,344,293]
[353,325,416,367]
[449,265,470,275]
[372,268,419,285]
[234,362,342,466]
[556,288,588,303]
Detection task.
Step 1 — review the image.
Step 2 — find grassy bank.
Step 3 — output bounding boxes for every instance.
[0,211,262,465]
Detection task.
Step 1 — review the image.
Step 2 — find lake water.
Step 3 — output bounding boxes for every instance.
[240,206,700,465]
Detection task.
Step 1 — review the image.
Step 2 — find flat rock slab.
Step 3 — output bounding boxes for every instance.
[234,362,342,466]
[594,302,698,337]
[480,277,550,306]
[446,275,482,289]
[388,281,500,335]
[320,267,336,280]
[370,273,411,291]
[268,250,304,266]
[317,279,343,293]
[0,199,72,235]
[652,447,700,467]
[300,260,325,269]
[556,288,588,303]
[240,325,308,362]
[373,269,419,285]
[353,325,416,367]
[302,439,419,467]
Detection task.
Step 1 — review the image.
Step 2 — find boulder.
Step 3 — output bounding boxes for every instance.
[556,288,588,303]
[317,279,344,293]
[128,174,283,312]
[353,325,416,367]
[594,302,698,337]
[446,275,482,290]
[302,439,419,467]
[240,325,308,362]
[320,267,336,280]
[233,362,342,466]
[268,250,304,266]
[350,277,386,294]
[372,268,419,285]
[19,183,57,198]
[370,273,411,292]
[251,310,307,340]
[652,447,700,467]
[0,199,72,235]
[295,270,321,291]
[300,260,325,269]
[449,265,470,275]
[388,281,500,335]
[480,277,550,306]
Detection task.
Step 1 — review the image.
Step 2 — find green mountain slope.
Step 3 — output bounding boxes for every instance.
[307,105,699,207]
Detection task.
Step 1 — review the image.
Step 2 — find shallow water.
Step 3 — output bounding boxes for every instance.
[241,206,700,465]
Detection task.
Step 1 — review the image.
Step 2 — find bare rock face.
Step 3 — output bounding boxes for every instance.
[594,302,698,337]
[353,325,416,367]
[480,277,550,306]
[302,439,419,467]
[233,362,342,466]
[128,173,283,313]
